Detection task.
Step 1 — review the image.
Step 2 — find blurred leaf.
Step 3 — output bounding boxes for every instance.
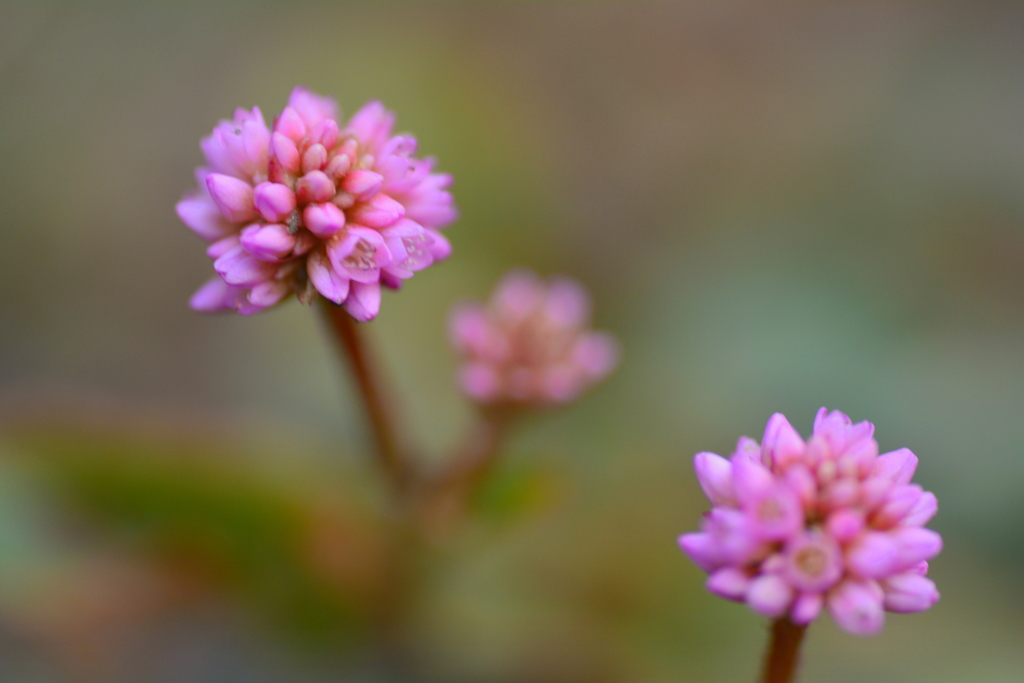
[5,421,393,646]
[471,459,566,530]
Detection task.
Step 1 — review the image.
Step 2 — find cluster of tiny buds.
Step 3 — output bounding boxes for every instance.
[177,87,456,320]
[679,408,941,635]
[449,270,619,405]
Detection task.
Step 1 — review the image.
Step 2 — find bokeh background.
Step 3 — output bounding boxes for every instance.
[2,2,1024,681]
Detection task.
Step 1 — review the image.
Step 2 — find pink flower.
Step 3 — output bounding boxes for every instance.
[448,270,619,405]
[176,87,457,319]
[679,408,941,635]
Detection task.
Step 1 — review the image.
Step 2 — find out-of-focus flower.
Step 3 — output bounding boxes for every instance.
[177,87,456,320]
[678,408,941,635]
[448,270,619,405]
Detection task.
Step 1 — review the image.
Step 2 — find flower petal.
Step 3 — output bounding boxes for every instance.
[176,194,233,242]
[307,250,350,304]
[343,281,382,322]
[206,173,256,223]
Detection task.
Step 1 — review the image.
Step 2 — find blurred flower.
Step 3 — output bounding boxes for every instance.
[679,408,941,635]
[177,87,456,319]
[448,270,619,405]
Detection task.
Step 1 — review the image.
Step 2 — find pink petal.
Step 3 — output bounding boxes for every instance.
[847,532,899,579]
[783,464,816,507]
[543,277,591,328]
[744,485,803,542]
[303,202,346,239]
[189,277,243,312]
[381,271,403,290]
[327,226,390,282]
[702,508,759,565]
[381,221,433,277]
[783,532,843,592]
[206,173,256,223]
[200,129,237,176]
[307,250,350,304]
[900,491,938,527]
[296,170,336,204]
[424,229,451,261]
[458,362,502,402]
[343,169,385,199]
[302,144,328,175]
[213,246,275,286]
[844,435,879,477]
[241,117,270,171]
[176,195,233,242]
[494,270,544,322]
[571,332,619,380]
[287,87,339,129]
[346,100,395,150]
[253,182,297,223]
[733,437,762,464]
[821,478,859,509]
[206,235,240,260]
[707,567,751,601]
[540,365,583,403]
[402,172,458,228]
[325,153,352,179]
[873,485,924,528]
[814,408,874,454]
[790,593,823,625]
[694,452,735,507]
[827,580,885,635]
[343,281,382,322]
[890,527,943,571]
[761,413,806,470]
[309,119,340,149]
[825,509,865,542]
[350,192,405,228]
[881,573,939,613]
[275,106,307,143]
[871,448,919,486]
[909,560,930,576]
[240,223,295,261]
[271,133,300,174]
[731,457,775,505]
[247,280,290,308]
[678,532,724,574]
[746,574,793,618]
[449,304,497,356]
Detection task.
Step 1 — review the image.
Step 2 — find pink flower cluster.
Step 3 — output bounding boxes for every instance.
[679,408,941,635]
[449,270,619,405]
[176,87,456,319]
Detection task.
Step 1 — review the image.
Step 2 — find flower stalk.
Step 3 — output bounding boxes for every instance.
[322,299,413,497]
[419,406,515,534]
[760,618,807,683]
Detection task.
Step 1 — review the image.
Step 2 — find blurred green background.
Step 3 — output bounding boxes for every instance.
[2,2,1024,681]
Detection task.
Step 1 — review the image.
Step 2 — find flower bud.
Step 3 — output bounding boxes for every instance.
[206,173,256,222]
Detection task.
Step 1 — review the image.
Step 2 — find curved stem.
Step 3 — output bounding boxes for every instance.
[420,406,513,532]
[759,619,807,683]
[321,300,413,497]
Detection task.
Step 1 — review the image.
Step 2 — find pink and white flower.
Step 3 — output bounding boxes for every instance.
[679,408,941,635]
[177,87,457,320]
[448,270,619,405]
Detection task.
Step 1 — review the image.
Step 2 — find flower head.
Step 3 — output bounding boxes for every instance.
[679,408,941,635]
[448,270,619,405]
[177,87,457,320]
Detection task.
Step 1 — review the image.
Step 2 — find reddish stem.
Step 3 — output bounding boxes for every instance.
[321,300,412,497]
[420,407,512,532]
[759,619,808,683]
